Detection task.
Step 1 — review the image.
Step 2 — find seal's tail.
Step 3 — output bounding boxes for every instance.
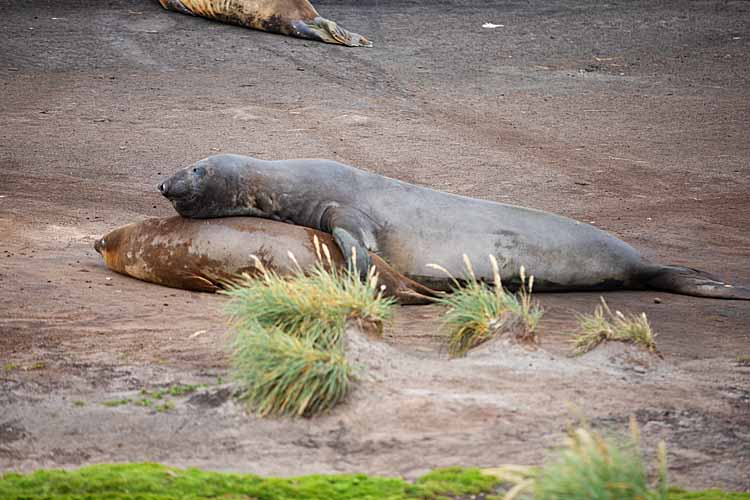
[644,265,750,300]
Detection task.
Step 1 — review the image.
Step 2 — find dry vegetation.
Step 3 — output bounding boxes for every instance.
[486,418,669,500]
[430,255,543,357]
[570,298,658,356]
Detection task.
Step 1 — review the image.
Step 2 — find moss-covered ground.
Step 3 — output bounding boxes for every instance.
[1,463,747,500]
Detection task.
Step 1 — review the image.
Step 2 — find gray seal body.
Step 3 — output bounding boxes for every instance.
[159,154,750,299]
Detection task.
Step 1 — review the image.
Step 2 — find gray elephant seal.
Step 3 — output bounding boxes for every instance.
[159,154,750,299]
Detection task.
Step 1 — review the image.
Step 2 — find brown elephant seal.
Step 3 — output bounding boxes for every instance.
[158,154,750,300]
[156,0,371,47]
[94,216,437,304]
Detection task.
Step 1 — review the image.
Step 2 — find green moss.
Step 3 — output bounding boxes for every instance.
[668,488,750,499]
[416,467,500,496]
[134,398,153,408]
[72,400,86,407]
[0,463,501,500]
[0,464,745,500]
[2,363,19,372]
[155,401,175,413]
[142,384,204,400]
[101,399,130,407]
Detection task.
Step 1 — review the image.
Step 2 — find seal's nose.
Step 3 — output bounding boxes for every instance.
[94,238,104,255]
[158,182,168,195]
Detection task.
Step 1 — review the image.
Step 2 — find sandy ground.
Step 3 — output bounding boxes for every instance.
[1,0,749,491]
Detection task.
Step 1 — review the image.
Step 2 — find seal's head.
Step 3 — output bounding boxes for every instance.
[158,155,250,218]
[94,228,127,270]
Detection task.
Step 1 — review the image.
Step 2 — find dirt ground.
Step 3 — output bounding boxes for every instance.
[1,0,749,491]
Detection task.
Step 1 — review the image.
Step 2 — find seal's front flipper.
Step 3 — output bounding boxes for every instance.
[322,206,379,279]
[292,17,372,47]
[645,265,750,300]
[332,227,370,279]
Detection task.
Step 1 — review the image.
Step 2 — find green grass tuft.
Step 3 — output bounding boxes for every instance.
[224,245,396,417]
[533,419,667,500]
[570,297,658,356]
[486,419,672,500]
[231,326,352,418]
[224,252,395,351]
[430,256,543,357]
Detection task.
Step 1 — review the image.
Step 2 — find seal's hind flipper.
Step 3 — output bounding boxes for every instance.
[645,265,750,300]
[369,253,441,305]
[292,17,372,47]
[179,274,220,293]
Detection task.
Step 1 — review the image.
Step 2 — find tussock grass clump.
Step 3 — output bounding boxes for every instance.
[431,255,543,357]
[224,239,396,417]
[571,297,657,356]
[224,243,395,350]
[485,419,668,500]
[231,327,351,417]
[533,419,668,500]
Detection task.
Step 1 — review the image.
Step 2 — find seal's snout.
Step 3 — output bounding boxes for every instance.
[158,181,168,196]
[94,237,105,255]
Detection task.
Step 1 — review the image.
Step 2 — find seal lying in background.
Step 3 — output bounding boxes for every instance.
[94,217,437,304]
[159,154,750,299]
[156,0,371,47]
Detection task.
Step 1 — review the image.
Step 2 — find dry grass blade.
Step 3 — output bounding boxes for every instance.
[570,297,658,355]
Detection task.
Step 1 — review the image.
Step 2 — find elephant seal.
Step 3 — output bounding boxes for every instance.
[94,216,438,305]
[159,154,750,300]
[156,0,371,47]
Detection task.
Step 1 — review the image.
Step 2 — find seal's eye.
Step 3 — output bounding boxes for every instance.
[192,166,207,178]
[100,238,106,248]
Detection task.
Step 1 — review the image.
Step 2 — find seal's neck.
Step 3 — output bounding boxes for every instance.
[234,158,348,230]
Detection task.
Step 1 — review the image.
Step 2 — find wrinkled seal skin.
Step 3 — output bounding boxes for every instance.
[94,216,437,305]
[159,154,750,300]
[156,0,371,47]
